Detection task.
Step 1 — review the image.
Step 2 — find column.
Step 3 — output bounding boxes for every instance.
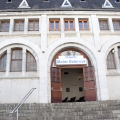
[6,48,11,76]
[24,18,28,34]
[9,18,14,34]
[91,15,101,50]
[96,52,109,100]
[22,48,26,76]
[40,15,47,52]
[75,17,80,38]
[108,18,114,33]
[114,46,120,72]
[60,17,65,38]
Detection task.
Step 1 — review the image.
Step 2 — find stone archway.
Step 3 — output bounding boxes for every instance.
[50,46,97,103]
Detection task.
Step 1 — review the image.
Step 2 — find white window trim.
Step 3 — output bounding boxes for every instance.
[102,0,114,8]
[61,0,72,8]
[18,0,30,8]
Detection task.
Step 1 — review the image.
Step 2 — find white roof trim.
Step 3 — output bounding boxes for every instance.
[18,0,30,8]
[102,0,114,8]
[61,0,72,7]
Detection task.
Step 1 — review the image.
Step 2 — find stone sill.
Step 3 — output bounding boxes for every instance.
[0,76,39,79]
[0,32,40,36]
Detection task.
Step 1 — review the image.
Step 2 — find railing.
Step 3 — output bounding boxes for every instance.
[10,88,36,120]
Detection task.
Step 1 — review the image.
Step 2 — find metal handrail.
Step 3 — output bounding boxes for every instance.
[10,88,36,114]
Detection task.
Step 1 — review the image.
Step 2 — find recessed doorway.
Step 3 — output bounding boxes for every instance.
[62,68,84,102]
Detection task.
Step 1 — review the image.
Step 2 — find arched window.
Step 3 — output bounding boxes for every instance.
[118,47,120,63]
[26,51,37,71]
[11,48,22,72]
[107,49,116,69]
[0,52,7,71]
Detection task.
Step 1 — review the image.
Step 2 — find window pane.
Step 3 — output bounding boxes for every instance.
[6,23,9,31]
[29,22,33,31]
[55,21,59,29]
[20,22,24,31]
[70,21,74,29]
[115,21,120,30]
[11,49,22,72]
[34,21,39,31]
[50,21,54,29]
[84,21,88,29]
[0,52,7,71]
[65,21,68,29]
[79,21,82,29]
[113,22,117,30]
[99,21,103,30]
[27,51,37,71]
[107,50,115,69]
[14,22,19,31]
[104,21,108,30]
[1,23,5,32]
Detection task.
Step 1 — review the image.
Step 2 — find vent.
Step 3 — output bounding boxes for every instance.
[61,0,72,7]
[18,0,30,8]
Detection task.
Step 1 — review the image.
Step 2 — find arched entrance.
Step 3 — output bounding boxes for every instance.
[51,47,97,103]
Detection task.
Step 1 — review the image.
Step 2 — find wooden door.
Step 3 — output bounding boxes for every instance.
[83,66,96,101]
[51,67,62,103]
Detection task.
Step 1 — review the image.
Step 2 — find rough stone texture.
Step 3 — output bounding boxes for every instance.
[1,100,120,120]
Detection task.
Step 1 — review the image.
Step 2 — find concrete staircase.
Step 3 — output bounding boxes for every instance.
[0,100,120,120]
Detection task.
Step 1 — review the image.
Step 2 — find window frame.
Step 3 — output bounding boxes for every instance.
[0,20,10,32]
[28,19,39,31]
[113,20,120,31]
[64,19,75,31]
[49,19,60,31]
[99,20,109,30]
[78,19,89,30]
[14,20,24,31]
[10,48,22,72]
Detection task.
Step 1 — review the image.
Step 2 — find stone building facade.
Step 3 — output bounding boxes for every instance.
[0,0,120,103]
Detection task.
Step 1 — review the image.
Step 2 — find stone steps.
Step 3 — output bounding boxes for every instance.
[1,100,120,120]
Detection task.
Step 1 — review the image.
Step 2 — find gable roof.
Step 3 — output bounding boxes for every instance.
[1,0,120,11]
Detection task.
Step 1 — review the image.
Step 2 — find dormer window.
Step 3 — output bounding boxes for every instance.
[18,0,30,8]
[116,0,120,2]
[102,0,114,8]
[7,0,12,3]
[80,0,86,2]
[61,0,72,8]
[43,0,49,2]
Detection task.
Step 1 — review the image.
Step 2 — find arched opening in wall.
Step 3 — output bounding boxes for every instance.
[51,47,97,103]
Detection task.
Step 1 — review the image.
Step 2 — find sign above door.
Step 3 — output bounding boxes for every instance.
[56,56,87,65]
